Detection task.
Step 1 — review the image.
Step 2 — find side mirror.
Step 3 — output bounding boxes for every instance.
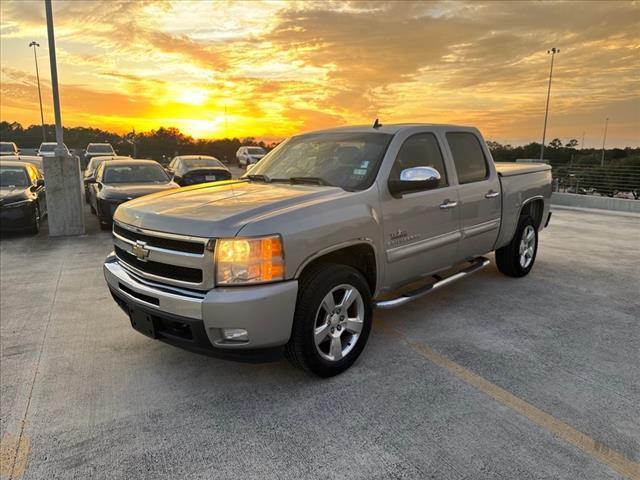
[36,179,45,187]
[388,166,441,197]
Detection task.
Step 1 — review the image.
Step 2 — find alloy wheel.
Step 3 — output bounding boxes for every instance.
[519,225,536,269]
[313,284,365,362]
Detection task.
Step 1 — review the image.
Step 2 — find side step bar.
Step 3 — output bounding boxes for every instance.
[374,257,490,309]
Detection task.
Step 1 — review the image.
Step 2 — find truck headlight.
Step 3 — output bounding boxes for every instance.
[215,235,284,285]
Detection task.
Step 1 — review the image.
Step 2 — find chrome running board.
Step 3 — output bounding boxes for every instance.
[374,257,490,309]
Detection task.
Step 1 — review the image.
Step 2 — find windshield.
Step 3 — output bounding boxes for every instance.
[245,132,392,191]
[247,147,265,155]
[1,143,16,152]
[183,158,224,168]
[88,144,114,153]
[0,167,29,187]
[103,164,169,184]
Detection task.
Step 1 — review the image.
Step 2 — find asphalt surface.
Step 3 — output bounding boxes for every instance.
[1,207,638,479]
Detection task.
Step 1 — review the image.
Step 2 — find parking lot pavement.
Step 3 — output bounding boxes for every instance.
[1,208,638,480]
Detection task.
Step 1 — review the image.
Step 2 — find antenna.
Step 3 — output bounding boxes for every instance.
[372,118,382,129]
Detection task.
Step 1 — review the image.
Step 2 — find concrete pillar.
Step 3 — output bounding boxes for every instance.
[43,154,85,236]
[43,0,85,237]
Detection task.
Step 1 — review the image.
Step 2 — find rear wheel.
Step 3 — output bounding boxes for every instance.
[286,264,372,377]
[495,215,538,277]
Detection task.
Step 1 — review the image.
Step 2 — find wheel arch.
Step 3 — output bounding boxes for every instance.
[519,196,545,229]
[294,240,378,296]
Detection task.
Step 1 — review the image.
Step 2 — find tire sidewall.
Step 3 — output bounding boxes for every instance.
[295,265,372,376]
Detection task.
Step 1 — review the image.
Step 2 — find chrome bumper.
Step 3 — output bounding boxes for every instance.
[104,253,298,349]
[104,254,204,319]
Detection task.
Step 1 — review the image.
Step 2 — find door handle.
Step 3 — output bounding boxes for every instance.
[485,190,499,198]
[439,200,458,209]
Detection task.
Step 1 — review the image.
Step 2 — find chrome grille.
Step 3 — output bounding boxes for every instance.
[113,221,214,290]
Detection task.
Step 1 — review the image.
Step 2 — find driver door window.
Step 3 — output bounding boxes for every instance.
[389,133,448,189]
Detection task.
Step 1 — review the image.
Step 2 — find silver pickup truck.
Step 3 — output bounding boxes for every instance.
[104,124,552,377]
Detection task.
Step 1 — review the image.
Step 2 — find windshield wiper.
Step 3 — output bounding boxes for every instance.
[288,176,333,186]
[246,174,271,183]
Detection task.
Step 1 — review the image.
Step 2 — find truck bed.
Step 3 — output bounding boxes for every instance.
[495,162,552,177]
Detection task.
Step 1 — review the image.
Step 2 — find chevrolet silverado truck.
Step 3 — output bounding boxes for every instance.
[104,124,552,377]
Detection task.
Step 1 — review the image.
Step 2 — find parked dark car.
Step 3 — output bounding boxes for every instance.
[84,155,131,202]
[166,155,232,186]
[0,160,46,234]
[88,159,179,230]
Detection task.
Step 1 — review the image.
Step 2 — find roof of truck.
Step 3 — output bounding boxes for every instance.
[301,123,478,136]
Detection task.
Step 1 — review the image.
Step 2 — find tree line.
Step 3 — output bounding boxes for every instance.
[1,120,638,169]
[0,121,278,164]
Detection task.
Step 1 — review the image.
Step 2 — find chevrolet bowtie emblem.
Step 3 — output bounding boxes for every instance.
[131,241,150,261]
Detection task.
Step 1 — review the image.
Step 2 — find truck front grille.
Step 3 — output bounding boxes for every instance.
[112,222,214,290]
[115,246,203,283]
[113,223,205,254]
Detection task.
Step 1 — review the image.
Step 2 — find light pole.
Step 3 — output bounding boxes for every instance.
[601,117,609,167]
[540,47,560,161]
[29,41,46,143]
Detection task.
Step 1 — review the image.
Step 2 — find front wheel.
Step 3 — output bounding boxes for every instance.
[27,204,40,234]
[495,215,538,277]
[286,264,372,377]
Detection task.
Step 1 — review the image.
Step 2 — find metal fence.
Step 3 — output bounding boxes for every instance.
[550,164,640,200]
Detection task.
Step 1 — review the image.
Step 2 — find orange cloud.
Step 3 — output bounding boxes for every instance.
[0,0,638,146]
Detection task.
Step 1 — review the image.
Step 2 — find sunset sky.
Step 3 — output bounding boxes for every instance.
[1,0,638,146]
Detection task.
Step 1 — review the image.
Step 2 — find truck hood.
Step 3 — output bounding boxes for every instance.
[114,179,346,237]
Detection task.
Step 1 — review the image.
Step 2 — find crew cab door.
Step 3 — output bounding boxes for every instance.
[444,131,501,260]
[379,132,461,290]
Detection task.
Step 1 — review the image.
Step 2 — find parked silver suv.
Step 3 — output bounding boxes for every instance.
[236,146,266,168]
[104,124,552,376]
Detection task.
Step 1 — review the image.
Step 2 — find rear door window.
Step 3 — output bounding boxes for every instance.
[446,132,489,184]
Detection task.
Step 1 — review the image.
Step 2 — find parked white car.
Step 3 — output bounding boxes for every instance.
[0,142,20,156]
[37,142,71,158]
[236,146,266,168]
[83,143,116,169]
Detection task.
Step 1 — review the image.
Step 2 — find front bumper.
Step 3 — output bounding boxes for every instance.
[97,199,123,222]
[0,202,35,231]
[103,254,298,362]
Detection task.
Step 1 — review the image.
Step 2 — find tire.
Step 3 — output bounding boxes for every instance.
[495,215,538,277]
[98,218,111,231]
[286,263,372,377]
[27,204,40,235]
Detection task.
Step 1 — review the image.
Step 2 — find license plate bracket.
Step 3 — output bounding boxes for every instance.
[130,310,156,338]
